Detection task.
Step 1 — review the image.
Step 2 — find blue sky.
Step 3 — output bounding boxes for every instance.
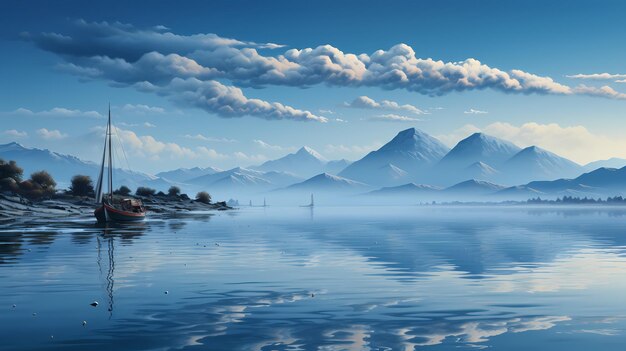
[2,0,626,173]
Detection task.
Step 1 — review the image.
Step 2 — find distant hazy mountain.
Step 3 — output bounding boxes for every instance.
[465,161,500,180]
[367,183,442,196]
[0,142,169,191]
[584,158,626,171]
[156,166,222,183]
[253,146,328,178]
[438,133,521,169]
[283,173,371,193]
[444,179,507,196]
[432,134,585,186]
[493,185,545,199]
[339,128,449,186]
[324,159,352,175]
[495,166,626,199]
[187,167,303,196]
[501,146,582,184]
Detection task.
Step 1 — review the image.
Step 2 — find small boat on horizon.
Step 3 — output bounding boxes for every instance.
[300,193,314,208]
[94,106,146,223]
[249,198,269,208]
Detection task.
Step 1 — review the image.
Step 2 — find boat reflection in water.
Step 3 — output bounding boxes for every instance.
[95,221,147,317]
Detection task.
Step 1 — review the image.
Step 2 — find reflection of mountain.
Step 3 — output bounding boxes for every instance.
[300,210,626,280]
[4,209,626,351]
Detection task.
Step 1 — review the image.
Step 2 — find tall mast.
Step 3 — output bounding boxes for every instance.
[94,117,108,203]
[107,104,113,203]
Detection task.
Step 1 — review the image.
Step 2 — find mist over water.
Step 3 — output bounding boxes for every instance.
[2,206,626,350]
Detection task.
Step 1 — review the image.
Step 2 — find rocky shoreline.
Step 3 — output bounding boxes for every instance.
[0,192,233,223]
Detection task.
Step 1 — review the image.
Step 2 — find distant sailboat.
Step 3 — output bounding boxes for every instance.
[94,105,146,223]
[301,193,314,208]
[250,198,269,208]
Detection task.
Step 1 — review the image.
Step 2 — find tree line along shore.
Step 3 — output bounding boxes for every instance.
[0,158,232,220]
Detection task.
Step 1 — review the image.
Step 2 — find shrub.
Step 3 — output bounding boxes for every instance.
[29,171,56,194]
[114,185,132,196]
[0,159,23,182]
[195,191,211,204]
[168,186,181,197]
[18,180,38,196]
[0,177,19,193]
[69,175,94,196]
[18,179,50,199]
[136,186,156,196]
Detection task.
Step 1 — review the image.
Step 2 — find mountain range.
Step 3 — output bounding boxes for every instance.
[0,142,174,190]
[3,126,626,203]
[339,128,449,186]
[252,146,350,178]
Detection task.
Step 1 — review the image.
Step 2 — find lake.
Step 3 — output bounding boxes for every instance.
[1,206,626,350]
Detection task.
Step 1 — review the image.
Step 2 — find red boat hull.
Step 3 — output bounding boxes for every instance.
[95,203,146,223]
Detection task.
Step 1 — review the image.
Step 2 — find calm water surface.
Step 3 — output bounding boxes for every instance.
[1,206,626,350]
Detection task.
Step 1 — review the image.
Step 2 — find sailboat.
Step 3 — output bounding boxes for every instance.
[301,193,314,208]
[94,106,146,223]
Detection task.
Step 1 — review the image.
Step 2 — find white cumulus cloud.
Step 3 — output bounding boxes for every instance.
[120,104,165,114]
[3,129,28,138]
[184,134,237,143]
[37,128,68,140]
[11,107,103,118]
[345,96,427,115]
[23,19,626,127]
[567,73,626,80]
[464,108,488,115]
[369,114,420,122]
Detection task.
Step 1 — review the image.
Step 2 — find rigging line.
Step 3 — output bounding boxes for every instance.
[112,124,132,174]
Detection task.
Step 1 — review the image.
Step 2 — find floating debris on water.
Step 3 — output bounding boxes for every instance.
[164,291,169,295]
[12,304,16,308]
[82,321,87,326]
[90,301,99,307]
[32,312,37,316]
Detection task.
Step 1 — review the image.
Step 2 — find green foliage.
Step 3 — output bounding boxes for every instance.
[195,191,211,204]
[136,186,156,196]
[69,175,94,196]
